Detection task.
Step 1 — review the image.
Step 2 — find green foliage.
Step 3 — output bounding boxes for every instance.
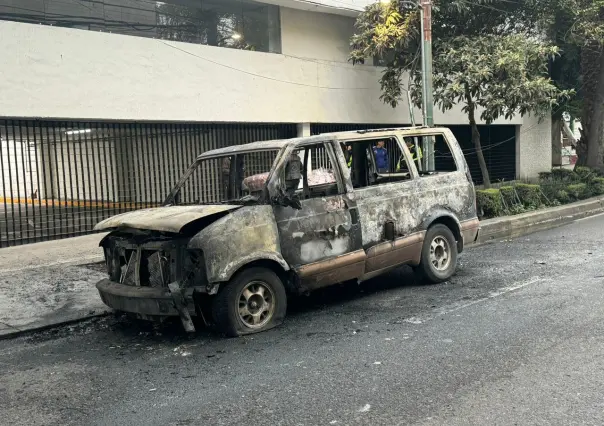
[412,36,571,125]
[350,0,570,186]
[574,166,597,182]
[476,189,503,218]
[590,177,604,196]
[555,189,571,203]
[499,186,517,207]
[566,183,589,200]
[474,167,602,218]
[549,168,580,183]
[538,172,553,181]
[514,183,543,208]
[504,204,532,215]
[540,179,568,204]
[350,1,569,114]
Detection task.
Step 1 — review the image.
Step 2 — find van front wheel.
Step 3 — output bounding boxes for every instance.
[212,267,287,337]
[416,224,458,284]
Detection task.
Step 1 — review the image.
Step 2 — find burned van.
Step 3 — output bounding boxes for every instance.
[95,127,479,336]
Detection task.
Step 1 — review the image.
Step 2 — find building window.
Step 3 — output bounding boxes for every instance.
[0,0,281,53]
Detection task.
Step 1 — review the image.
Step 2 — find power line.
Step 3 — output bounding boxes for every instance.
[160,40,378,90]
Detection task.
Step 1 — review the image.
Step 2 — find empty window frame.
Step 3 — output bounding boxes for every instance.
[340,137,412,189]
[402,133,458,175]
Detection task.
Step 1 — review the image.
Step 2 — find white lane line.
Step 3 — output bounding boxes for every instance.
[575,212,604,222]
[403,277,545,325]
[436,277,544,317]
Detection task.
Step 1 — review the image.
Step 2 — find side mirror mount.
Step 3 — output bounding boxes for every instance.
[272,190,302,210]
[287,193,302,210]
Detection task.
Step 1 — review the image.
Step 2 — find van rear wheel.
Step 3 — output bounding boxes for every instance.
[416,224,458,284]
[212,267,287,337]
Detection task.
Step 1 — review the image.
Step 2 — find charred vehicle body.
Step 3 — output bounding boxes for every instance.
[95,127,479,336]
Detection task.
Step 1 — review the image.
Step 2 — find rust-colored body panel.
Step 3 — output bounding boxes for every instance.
[364,231,425,272]
[296,249,366,290]
[460,218,480,246]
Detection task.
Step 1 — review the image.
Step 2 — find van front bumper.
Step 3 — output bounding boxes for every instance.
[96,279,184,317]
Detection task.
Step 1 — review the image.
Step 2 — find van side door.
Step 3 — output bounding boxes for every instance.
[341,135,423,279]
[268,141,365,290]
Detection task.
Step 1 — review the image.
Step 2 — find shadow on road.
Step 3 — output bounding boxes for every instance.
[24,265,426,345]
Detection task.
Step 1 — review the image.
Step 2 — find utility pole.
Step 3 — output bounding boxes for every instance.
[419,0,435,169]
[420,0,433,127]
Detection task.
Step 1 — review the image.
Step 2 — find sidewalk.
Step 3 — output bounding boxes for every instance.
[0,233,109,337]
[1,195,603,338]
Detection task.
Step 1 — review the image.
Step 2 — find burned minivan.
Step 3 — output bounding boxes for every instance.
[95,127,479,336]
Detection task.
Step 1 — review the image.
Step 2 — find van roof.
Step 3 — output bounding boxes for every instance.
[196,126,442,160]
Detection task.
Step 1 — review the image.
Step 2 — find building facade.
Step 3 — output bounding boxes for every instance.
[0,0,551,246]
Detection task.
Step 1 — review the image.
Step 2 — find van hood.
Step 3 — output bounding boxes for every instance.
[94,205,243,234]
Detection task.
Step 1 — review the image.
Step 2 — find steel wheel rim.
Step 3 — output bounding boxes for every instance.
[430,236,451,272]
[237,280,276,329]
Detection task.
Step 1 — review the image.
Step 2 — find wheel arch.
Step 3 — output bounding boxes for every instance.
[217,252,290,283]
[421,210,464,253]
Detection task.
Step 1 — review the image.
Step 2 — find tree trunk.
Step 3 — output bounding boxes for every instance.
[551,116,563,167]
[586,48,604,170]
[579,44,604,170]
[465,89,491,187]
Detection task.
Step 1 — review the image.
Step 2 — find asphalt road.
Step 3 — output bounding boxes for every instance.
[1,214,604,426]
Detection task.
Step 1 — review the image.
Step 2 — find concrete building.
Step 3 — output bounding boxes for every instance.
[0,0,551,245]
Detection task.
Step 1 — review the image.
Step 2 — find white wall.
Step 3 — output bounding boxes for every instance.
[0,19,521,126]
[516,113,552,180]
[281,7,356,62]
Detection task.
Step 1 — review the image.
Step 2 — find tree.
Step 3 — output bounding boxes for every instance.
[528,0,604,169]
[350,0,568,186]
[422,35,566,186]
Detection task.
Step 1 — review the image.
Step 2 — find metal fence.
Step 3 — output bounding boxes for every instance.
[0,119,296,247]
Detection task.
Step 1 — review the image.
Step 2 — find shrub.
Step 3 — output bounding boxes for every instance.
[514,183,542,208]
[499,186,517,208]
[555,189,570,204]
[590,177,604,196]
[504,204,527,215]
[538,171,552,182]
[476,189,503,218]
[550,168,578,183]
[566,183,589,201]
[575,166,597,183]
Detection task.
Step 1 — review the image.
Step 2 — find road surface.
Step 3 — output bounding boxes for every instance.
[1,214,604,425]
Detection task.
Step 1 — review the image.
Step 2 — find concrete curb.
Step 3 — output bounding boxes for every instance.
[469,196,604,246]
[0,310,112,341]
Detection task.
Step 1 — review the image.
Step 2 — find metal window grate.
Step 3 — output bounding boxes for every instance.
[0,119,296,248]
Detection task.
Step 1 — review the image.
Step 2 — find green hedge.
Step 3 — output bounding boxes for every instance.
[514,183,542,208]
[477,167,603,219]
[499,186,517,207]
[555,189,570,204]
[476,189,503,218]
[591,177,604,196]
[566,183,589,201]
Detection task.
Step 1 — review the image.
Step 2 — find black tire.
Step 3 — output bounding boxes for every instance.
[212,267,287,337]
[416,224,458,284]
